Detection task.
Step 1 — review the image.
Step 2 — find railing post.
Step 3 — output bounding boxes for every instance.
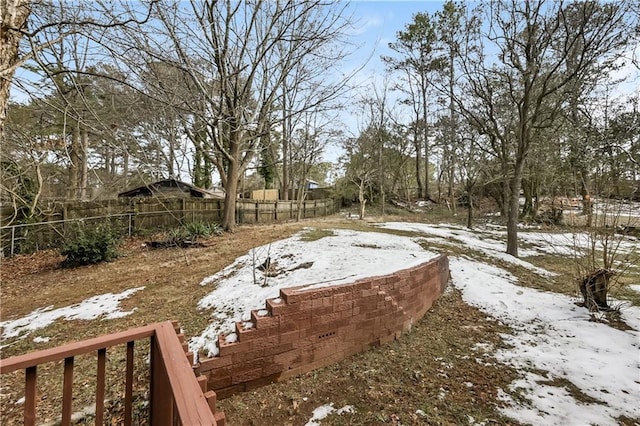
[96,348,106,425]
[124,341,135,425]
[62,357,74,425]
[150,335,173,426]
[24,366,37,426]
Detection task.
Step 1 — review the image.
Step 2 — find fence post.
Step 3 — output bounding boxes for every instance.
[11,226,15,257]
[128,214,132,237]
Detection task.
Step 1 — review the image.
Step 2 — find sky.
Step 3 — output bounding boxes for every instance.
[2,218,638,424]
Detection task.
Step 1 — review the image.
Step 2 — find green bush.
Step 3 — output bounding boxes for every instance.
[183,221,223,239]
[61,226,120,267]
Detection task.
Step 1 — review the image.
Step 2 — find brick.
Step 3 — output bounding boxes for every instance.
[253,312,279,329]
[238,325,264,340]
[231,367,263,384]
[273,351,299,369]
[267,298,288,316]
[262,363,285,377]
[209,375,232,390]
[280,330,300,345]
[251,335,280,351]
[279,318,300,333]
[340,309,354,320]
[218,339,252,357]
[311,305,333,317]
[286,312,311,328]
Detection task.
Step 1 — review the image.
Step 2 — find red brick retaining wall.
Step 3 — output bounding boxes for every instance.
[198,255,449,398]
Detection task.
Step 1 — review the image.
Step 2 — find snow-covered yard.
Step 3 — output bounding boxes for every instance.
[1,221,638,425]
[191,222,639,425]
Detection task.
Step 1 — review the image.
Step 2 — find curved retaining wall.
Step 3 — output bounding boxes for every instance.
[198,254,449,398]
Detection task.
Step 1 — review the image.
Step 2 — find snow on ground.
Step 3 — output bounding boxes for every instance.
[377,222,555,277]
[0,287,144,345]
[191,223,639,424]
[451,257,640,425]
[593,199,640,219]
[304,404,355,426]
[380,221,638,260]
[5,220,633,423]
[190,228,439,356]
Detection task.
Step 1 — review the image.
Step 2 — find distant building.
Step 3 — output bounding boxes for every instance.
[118,178,225,199]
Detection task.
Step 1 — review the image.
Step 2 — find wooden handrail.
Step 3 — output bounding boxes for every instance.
[0,321,219,425]
[153,322,217,424]
[0,324,157,374]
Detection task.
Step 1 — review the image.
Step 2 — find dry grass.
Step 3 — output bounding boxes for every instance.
[1,212,637,425]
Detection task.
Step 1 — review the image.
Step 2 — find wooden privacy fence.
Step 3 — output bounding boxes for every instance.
[0,197,338,256]
[0,321,224,426]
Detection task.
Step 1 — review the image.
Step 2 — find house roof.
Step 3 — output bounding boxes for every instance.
[118,179,224,199]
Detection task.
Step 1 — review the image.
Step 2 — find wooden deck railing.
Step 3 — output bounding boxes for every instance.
[0,321,224,426]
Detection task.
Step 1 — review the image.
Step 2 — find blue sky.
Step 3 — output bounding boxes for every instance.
[346,1,447,78]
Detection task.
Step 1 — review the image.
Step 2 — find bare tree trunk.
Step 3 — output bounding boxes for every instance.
[281,88,289,201]
[0,1,30,139]
[68,124,81,199]
[467,193,473,229]
[358,182,366,220]
[423,119,430,199]
[80,127,89,199]
[506,155,526,256]
[413,126,423,198]
[123,149,129,187]
[222,159,240,232]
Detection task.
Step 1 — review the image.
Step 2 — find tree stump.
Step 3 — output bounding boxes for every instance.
[578,269,614,311]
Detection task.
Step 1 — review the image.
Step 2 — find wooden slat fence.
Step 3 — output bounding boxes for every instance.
[0,321,223,426]
[0,198,338,257]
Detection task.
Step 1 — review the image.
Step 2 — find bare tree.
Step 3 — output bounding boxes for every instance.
[117,0,354,231]
[0,0,30,138]
[384,12,437,199]
[457,0,633,256]
[290,109,338,220]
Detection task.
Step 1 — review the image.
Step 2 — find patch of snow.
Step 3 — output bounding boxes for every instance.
[378,222,554,277]
[15,397,25,405]
[450,256,640,425]
[224,333,237,344]
[629,285,640,293]
[32,336,50,343]
[304,403,354,426]
[190,228,438,356]
[0,287,144,342]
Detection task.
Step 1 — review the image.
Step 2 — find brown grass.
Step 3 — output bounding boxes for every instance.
[1,213,637,425]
